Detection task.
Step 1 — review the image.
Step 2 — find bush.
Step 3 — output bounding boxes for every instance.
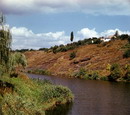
[124,64,130,81]
[69,52,76,60]
[73,68,86,78]
[100,76,108,81]
[108,64,123,81]
[123,49,130,58]
[42,85,73,102]
[28,69,51,75]
[120,34,129,40]
[0,76,74,114]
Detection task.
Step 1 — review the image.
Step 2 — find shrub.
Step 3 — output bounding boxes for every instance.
[28,69,51,75]
[69,52,76,60]
[90,72,100,80]
[108,64,123,81]
[73,68,86,78]
[124,64,130,81]
[120,34,129,40]
[83,74,91,80]
[123,49,130,58]
[100,76,108,81]
[0,76,74,114]
[42,85,73,102]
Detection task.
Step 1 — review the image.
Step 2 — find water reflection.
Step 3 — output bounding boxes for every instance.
[46,103,73,115]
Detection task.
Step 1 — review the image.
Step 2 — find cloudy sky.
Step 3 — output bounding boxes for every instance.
[0,0,130,49]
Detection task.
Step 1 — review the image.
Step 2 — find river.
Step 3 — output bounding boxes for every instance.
[28,74,130,115]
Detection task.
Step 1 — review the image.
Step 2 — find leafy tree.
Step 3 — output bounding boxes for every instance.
[0,13,12,73]
[70,31,74,42]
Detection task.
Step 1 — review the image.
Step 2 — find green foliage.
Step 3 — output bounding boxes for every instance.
[8,52,27,72]
[28,69,51,75]
[124,64,130,81]
[0,30,12,73]
[42,85,73,103]
[106,64,111,71]
[123,49,130,58]
[121,43,130,49]
[73,68,86,78]
[108,63,123,81]
[69,52,76,60]
[70,31,74,42]
[114,30,119,37]
[72,68,100,80]
[100,76,108,81]
[39,37,103,54]
[120,34,129,40]
[0,76,74,114]
[83,71,100,80]
[0,13,12,73]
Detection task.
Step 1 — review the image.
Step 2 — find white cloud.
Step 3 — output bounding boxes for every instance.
[1,0,130,15]
[10,26,130,50]
[77,28,99,38]
[11,27,70,49]
[100,29,130,36]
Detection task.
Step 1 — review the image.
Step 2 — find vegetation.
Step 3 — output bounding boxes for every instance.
[27,69,51,76]
[108,63,123,81]
[38,37,103,54]
[69,52,76,60]
[72,68,100,80]
[70,31,74,42]
[0,74,73,114]
[123,49,130,58]
[124,64,130,81]
[0,13,74,114]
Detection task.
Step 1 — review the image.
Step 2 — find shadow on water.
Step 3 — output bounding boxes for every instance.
[46,102,73,115]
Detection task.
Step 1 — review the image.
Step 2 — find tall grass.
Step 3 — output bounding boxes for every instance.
[0,74,74,114]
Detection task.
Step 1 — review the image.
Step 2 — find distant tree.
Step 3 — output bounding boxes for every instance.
[70,31,74,42]
[114,30,119,37]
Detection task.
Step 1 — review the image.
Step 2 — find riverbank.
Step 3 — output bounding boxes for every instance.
[0,73,74,114]
[25,39,130,82]
[28,73,130,115]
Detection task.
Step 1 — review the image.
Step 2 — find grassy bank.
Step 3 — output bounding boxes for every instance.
[0,73,74,115]
[27,69,51,76]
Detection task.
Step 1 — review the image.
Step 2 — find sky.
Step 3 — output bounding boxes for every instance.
[0,0,130,49]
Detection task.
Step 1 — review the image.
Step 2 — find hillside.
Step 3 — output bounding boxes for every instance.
[25,39,130,78]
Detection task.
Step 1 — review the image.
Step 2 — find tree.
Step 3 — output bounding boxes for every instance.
[70,31,74,42]
[114,30,119,37]
[9,52,27,72]
[0,12,12,73]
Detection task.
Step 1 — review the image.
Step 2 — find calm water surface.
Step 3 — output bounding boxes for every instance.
[28,74,130,115]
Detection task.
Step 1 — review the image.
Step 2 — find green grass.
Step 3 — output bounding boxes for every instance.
[28,69,51,76]
[0,74,74,115]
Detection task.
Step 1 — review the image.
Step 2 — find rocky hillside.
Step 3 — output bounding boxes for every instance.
[25,39,130,77]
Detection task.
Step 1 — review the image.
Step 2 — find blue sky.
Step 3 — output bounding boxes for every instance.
[1,0,130,49]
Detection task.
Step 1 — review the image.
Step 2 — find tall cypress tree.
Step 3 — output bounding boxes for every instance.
[70,31,74,42]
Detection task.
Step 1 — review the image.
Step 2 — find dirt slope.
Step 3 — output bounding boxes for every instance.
[25,40,130,77]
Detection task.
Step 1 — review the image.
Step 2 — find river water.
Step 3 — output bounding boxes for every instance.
[28,74,130,115]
